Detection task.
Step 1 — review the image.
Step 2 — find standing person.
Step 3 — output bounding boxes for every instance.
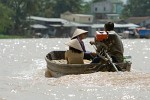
[71,28,96,60]
[65,39,84,64]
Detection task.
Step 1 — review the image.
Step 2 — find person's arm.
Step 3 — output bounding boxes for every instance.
[89,37,97,45]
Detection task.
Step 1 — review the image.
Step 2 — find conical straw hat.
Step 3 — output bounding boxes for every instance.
[71,28,88,39]
[65,39,83,51]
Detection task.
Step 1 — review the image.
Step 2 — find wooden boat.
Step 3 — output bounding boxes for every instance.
[45,51,132,77]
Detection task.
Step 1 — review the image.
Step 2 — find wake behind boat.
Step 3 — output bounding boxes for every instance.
[45,51,131,77]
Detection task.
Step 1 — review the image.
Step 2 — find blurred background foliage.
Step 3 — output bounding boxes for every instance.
[0,0,149,35]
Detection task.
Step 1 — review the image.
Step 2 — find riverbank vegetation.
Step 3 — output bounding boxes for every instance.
[0,0,149,38]
[0,34,27,39]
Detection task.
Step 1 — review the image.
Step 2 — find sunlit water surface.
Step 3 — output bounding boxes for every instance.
[0,38,150,100]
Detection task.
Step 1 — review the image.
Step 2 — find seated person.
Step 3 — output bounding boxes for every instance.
[65,39,84,64]
[90,22,124,63]
[103,22,124,63]
[71,28,96,60]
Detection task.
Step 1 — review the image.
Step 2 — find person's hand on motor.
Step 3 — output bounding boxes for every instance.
[89,41,95,45]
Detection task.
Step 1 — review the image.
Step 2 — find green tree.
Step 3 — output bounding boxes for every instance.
[11,0,39,34]
[0,0,55,34]
[35,0,54,17]
[81,2,92,14]
[53,0,83,17]
[122,0,150,18]
[0,0,39,34]
[0,0,92,35]
[0,3,13,33]
[92,0,106,3]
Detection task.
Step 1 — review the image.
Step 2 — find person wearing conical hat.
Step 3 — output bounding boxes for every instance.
[72,28,96,60]
[65,39,84,64]
[71,28,88,52]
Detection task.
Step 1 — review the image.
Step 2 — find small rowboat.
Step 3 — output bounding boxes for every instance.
[45,51,131,77]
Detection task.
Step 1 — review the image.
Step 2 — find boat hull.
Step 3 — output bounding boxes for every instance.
[45,51,131,77]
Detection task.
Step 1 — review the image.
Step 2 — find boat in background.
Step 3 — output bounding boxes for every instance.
[138,29,150,38]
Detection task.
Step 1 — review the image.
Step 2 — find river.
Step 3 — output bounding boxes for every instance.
[0,38,150,100]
